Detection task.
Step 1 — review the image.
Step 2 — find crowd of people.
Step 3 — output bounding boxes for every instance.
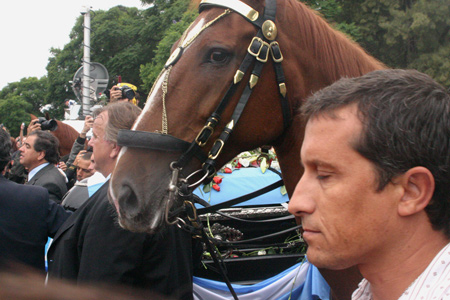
[1,86,196,299]
[1,70,450,300]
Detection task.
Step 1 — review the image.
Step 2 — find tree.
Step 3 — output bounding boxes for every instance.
[324,0,450,87]
[140,1,197,91]
[46,5,159,118]
[0,76,48,120]
[45,2,192,117]
[0,96,33,137]
[380,0,450,86]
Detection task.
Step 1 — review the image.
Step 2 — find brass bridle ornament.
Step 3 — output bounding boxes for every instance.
[116,0,291,225]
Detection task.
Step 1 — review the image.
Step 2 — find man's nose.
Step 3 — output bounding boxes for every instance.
[288,173,316,217]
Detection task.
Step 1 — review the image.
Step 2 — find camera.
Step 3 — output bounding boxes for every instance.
[117,85,135,100]
[36,117,58,131]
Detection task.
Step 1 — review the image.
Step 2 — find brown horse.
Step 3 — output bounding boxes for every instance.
[29,114,80,157]
[109,0,385,298]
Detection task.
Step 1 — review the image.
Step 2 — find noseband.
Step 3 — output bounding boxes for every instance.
[117,0,290,218]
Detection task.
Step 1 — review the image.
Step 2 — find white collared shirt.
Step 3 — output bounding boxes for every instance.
[352,242,450,300]
[27,162,49,181]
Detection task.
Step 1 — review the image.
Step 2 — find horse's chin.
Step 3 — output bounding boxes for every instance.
[108,184,167,234]
[117,211,166,234]
[117,200,167,234]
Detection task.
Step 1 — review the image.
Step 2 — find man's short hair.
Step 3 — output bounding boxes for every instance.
[0,128,12,170]
[302,69,450,237]
[104,102,142,144]
[80,151,92,161]
[28,131,60,165]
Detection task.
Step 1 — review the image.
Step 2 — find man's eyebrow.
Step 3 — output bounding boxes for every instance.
[301,158,336,169]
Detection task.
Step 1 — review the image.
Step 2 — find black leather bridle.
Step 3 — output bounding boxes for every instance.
[117,0,290,192]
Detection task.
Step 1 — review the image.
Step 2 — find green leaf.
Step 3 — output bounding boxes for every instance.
[203,182,212,193]
[280,185,287,196]
[260,157,267,173]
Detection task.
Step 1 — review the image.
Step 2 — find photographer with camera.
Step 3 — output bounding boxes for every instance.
[27,117,58,134]
[108,82,139,106]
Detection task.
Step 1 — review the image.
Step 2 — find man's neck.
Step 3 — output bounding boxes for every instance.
[27,161,47,172]
[26,160,48,172]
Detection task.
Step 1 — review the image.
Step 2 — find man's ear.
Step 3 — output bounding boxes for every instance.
[397,166,435,217]
[110,143,121,159]
[37,151,46,161]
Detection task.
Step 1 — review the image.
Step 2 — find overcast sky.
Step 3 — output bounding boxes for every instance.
[0,0,149,90]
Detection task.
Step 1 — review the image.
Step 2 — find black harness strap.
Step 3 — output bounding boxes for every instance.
[196,179,284,215]
[201,229,239,300]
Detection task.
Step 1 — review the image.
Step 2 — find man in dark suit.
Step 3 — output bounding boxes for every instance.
[19,130,67,203]
[48,102,196,300]
[0,128,71,272]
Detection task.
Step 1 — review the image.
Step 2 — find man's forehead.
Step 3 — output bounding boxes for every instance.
[25,135,36,145]
[94,111,108,123]
[78,159,91,167]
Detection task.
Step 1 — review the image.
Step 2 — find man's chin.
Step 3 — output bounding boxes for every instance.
[307,252,353,270]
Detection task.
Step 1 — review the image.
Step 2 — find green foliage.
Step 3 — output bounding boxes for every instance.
[140,6,197,91]
[303,0,450,87]
[379,0,450,86]
[0,96,32,137]
[0,77,48,117]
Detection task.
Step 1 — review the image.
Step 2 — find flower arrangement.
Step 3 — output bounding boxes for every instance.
[220,147,280,173]
[203,147,285,195]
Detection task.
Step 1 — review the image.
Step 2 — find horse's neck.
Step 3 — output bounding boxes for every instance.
[273,116,305,197]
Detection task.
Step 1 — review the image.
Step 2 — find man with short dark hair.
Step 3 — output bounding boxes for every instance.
[61,150,98,212]
[0,128,70,272]
[288,69,450,299]
[19,130,67,203]
[74,150,94,182]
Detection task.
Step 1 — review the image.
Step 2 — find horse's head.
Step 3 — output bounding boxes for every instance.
[110,0,294,233]
[110,0,384,234]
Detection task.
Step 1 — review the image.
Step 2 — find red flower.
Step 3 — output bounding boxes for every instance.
[224,167,232,173]
[213,176,222,184]
[212,184,220,191]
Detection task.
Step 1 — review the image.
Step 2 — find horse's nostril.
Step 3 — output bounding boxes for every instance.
[119,186,141,219]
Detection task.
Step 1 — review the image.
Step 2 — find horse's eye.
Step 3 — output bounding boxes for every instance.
[210,50,229,63]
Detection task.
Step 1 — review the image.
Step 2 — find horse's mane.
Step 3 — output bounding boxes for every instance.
[280,0,385,81]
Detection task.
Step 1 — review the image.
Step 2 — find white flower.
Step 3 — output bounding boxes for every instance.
[238,157,250,167]
[271,160,280,170]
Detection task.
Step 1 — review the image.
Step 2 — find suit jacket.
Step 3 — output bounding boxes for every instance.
[47,180,195,300]
[26,163,67,204]
[0,175,71,271]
